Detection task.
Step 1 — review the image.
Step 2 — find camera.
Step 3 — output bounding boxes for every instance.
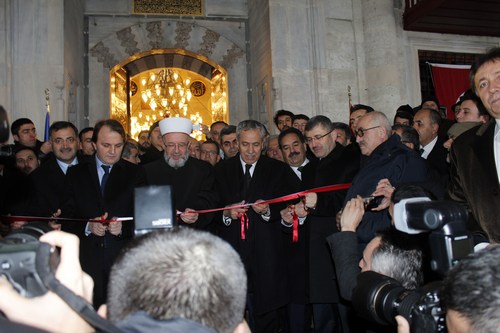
[0,222,59,298]
[352,199,474,332]
[353,271,446,332]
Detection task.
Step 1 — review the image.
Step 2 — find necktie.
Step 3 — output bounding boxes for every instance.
[419,148,425,156]
[101,165,110,194]
[297,166,304,172]
[245,164,252,188]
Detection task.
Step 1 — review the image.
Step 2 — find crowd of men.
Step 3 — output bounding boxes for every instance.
[1,47,500,333]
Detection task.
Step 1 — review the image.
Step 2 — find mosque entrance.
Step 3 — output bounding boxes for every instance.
[109,49,228,140]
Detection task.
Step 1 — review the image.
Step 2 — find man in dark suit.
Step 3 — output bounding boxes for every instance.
[139,121,164,165]
[30,121,79,218]
[60,119,146,308]
[214,120,299,333]
[297,116,360,333]
[144,117,217,229]
[413,108,449,182]
[448,47,500,244]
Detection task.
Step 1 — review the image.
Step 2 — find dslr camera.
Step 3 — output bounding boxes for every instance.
[352,198,474,332]
[0,222,59,298]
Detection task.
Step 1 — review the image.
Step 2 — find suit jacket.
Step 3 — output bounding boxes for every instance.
[60,157,147,307]
[214,154,299,314]
[301,144,360,303]
[426,135,450,183]
[448,120,500,242]
[29,156,67,216]
[144,157,218,229]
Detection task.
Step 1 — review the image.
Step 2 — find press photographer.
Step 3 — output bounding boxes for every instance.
[351,189,477,332]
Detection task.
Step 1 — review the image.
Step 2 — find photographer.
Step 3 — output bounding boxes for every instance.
[0,231,94,333]
[396,245,500,333]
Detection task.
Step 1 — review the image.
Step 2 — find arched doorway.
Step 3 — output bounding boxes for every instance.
[110,49,228,140]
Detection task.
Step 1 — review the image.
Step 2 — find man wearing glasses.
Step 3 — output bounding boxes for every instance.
[144,117,217,229]
[343,111,430,251]
[293,115,360,333]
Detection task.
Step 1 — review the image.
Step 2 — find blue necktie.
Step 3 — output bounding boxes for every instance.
[101,165,110,194]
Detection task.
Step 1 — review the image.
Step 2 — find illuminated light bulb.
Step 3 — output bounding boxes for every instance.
[156,88,161,96]
[187,91,192,101]
[146,89,152,98]
[211,92,215,97]
[179,102,184,109]
[222,92,226,97]
[162,99,168,107]
[150,100,157,110]
[173,73,179,80]
[185,79,190,85]
[172,99,177,105]
[181,97,186,104]
[179,89,184,97]
[151,74,156,81]
[142,92,148,102]
[169,87,174,96]
[152,115,157,121]
[141,79,146,86]
[176,84,181,90]
[138,112,143,118]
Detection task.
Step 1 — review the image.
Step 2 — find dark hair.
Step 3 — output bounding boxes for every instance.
[78,127,94,141]
[202,139,220,151]
[420,96,440,109]
[148,121,160,136]
[459,89,489,116]
[220,125,236,139]
[392,124,419,151]
[442,245,500,332]
[273,110,294,127]
[49,121,78,139]
[331,122,352,142]
[292,114,310,122]
[14,145,38,156]
[122,140,139,159]
[92,119,126,143]
[11,118,34,136]
[470,47,500,94]
[304,115,333,132]
[396,104,414,114]
[210,121,228,131]
[391,184,434,204]
[350,104,374,113]
[393,111,414,126]
[278,127,305,148]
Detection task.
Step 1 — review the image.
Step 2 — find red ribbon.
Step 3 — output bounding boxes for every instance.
[2,183,352,242]
[292,211,299,242]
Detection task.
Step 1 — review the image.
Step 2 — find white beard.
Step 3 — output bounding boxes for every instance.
[164,152,189,169]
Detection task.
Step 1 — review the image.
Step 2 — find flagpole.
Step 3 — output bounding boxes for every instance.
[44,89,51,142]
[347,85,352,121]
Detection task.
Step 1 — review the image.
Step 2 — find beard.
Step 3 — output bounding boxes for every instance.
[164,151,189,169]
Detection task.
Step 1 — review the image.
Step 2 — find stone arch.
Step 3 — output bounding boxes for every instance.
[89,20,245,72]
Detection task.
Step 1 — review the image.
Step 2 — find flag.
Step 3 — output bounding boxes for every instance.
[44,89,50,141]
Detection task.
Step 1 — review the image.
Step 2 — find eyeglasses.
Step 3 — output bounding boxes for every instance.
[355,126,380,137]
[305,130,333,144]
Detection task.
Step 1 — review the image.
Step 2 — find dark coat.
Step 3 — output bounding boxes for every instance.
[139,145,163,165]
[345,135,430,248]
[60,157,147,307]
[301,144,360,303]
[144,157,218,229]
[29,156,67,216]
[214,154,299,314]
[426,135,450,182]
[448,121,500,242]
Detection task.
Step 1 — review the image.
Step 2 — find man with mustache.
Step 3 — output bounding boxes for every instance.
[30,121,79,217]
[144,117,217,229]
[342,111,430,251]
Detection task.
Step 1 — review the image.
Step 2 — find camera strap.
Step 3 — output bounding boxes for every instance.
[43,274,123,333]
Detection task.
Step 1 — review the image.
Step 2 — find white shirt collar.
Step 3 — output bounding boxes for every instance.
[420,136,438,159]
[56,157,78,175]
[239,157,257,176]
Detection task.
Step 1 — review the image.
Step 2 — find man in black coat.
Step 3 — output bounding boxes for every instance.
[298,116,360,333]
[30,121,80,217]
[144,117,217,229]
[60,119,146,308]
[214,120,299,333]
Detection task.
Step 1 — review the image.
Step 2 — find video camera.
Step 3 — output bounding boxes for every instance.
[352,199,475,332]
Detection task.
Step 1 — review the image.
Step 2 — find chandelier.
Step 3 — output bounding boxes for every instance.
[140,68,193,117]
